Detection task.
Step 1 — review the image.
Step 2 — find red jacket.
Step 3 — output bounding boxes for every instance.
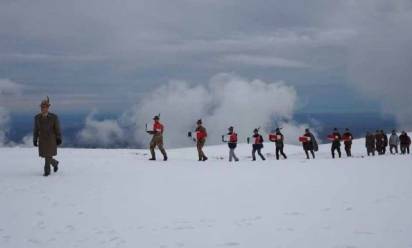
[253,134,263,145]
[229,133,238,143]
[153,122,164,134]
[196,126,207,140]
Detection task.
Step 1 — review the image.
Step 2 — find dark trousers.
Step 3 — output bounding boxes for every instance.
[376,145,385,155]
[197,139,207,161]
[252,145,265,161]
[229,148,239,162]
[150,135,167,160]
[344,144,352,157]
[304,149,315,159]
[390,145,398,154]
[331,145,341,158]
[276,146,287,160]
[44,157,58,175]
[401,145,410,154]
[367,147,375,156]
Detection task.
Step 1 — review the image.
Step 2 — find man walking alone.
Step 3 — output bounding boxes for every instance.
[33,97,62,177]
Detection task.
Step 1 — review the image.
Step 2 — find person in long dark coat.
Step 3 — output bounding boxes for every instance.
[399,131,411,154]
[302,128,317,159]
[365,131,375,156]
[33,97,62,176]
[375,130,384,155]
[381,130,388,155]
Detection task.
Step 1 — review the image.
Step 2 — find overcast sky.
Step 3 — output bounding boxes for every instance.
[0,0,411,123]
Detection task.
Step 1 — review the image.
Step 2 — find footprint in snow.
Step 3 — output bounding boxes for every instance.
[353,231,375,235]
[37,221,46,229]
[174,226,195,231]
[175,242,185,247]
[218,242,240,247]
[2,235,11,242]
[65,225,75,232]
[284,212,304,216]
[28,238,41,244]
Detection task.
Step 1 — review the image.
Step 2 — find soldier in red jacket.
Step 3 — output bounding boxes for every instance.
[195,119,208,161]
[252,128,265,161]
[269,128,287,160]
[342,128,353,157]
[148,115,167,161]
[222,126,239,162]
[329,128,342,159]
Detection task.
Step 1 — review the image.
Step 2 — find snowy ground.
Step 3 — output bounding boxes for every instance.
[1,138,412,248]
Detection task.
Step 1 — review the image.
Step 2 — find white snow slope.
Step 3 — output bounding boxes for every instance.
[1,138,411,248]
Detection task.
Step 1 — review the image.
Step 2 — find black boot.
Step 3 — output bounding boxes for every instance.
[52,160,59,173]
[43,165,50,177]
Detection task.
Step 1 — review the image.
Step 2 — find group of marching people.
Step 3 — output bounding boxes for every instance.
[147,116,412,162]
[32,97,411,176]
[365,130,411,156]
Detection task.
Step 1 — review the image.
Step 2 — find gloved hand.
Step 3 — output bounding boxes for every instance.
[33,140,38,147]
[56,138,62,146]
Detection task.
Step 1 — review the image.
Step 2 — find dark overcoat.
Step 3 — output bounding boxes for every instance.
[33,113,62,158]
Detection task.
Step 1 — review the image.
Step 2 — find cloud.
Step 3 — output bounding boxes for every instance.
[0,53,107,63]
[221,54,310,68]
[345,0,412,128]
[3,0,410,123]
[0,79,23,96]
[77,112,126,148]
[76,73,315,148]
[120,73,314,148]
[20,134,34,148]
[0,79,24,146]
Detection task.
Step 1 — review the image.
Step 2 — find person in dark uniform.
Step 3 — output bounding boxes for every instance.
[251,128,265,161]
[330,128,342,159]
[342,128,353,157]
[365,131,376,156]
[399,131,411,155]
[302,128,317,159]
[375,130,383,155]
[33,97,62,176]
[271,128,287,160]
[381,130,388,155]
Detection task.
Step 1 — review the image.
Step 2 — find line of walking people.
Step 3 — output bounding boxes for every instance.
[365,130,411,156]
[32,97,411,176]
